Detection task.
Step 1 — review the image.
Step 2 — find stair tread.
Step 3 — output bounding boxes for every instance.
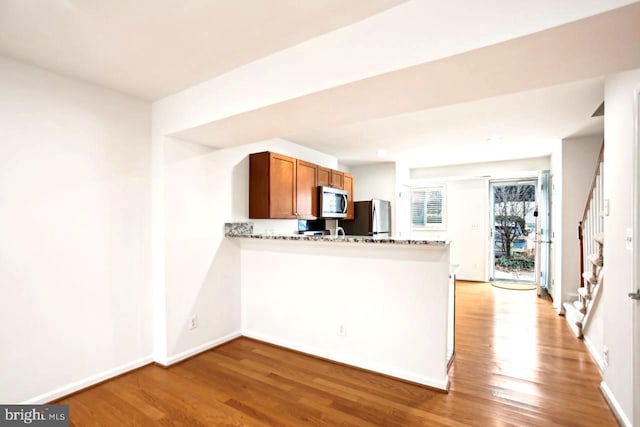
[582,272,598,284]
[573,300,586,314]
[578,287,592,300]
[593,233,604,245]
[587,253,603,267]
[562,302,584,338]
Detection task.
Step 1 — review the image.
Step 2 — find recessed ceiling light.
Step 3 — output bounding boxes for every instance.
[376,149,388,158]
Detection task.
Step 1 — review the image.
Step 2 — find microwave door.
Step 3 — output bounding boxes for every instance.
[319,186,348,218]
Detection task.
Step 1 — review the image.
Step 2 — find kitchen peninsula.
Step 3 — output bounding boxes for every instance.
[226,222,454,391]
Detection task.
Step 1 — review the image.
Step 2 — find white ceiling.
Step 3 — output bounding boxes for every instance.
[0,0,405,100]
[0,0,638,168]
[174,3,640,166]
[288,78,604,167]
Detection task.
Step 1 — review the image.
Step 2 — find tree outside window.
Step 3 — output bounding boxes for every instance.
[493,184,536,272]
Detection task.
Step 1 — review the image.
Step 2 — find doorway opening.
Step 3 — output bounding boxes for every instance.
[489,179,538,285]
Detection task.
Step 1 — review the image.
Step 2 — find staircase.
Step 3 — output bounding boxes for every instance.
[563,234,604,337]
[562,148,604,338]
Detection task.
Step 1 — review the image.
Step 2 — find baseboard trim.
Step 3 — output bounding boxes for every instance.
[600,381,632,427]
[583,335,604,374]
[22,355,153,404]
[155,331,242,367]
[242,330,449,392]
[26,332,242,404]
[27,329,447,404]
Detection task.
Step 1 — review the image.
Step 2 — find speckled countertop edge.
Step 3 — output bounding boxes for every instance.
[224,223,449,246]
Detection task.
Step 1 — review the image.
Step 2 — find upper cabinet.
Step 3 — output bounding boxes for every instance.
[249,151,353,219]
[295,160,317,219]
[330,170,344,189]
[250,152,297,219]
[317,166,331,187]
[343,173,354,220]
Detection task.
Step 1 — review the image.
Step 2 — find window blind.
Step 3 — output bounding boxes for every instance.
[411,186,445,229]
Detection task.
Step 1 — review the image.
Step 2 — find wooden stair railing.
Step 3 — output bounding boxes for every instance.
[578,144,604,289]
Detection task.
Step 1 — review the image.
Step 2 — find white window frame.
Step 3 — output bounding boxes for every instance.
[411,185,446,230]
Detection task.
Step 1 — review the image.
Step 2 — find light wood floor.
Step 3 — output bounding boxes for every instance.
[59,281,616,426]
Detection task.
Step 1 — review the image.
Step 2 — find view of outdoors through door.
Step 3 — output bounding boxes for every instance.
[491,180,537,283]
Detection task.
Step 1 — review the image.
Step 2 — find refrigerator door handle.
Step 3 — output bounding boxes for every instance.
[372,202,377,234]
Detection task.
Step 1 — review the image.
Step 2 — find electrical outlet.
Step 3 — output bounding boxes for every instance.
[338,324,347,337]
[189,316,198,330]
[603,346,609,367]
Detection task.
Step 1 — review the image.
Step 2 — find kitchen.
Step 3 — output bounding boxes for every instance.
[2,2,638,421]
[223,149,455,391]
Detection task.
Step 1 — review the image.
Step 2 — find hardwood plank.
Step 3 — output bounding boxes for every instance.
[59,281,617,426]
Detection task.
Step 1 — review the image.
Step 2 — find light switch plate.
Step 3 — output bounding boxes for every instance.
[603,199,610,216]
[625,228,633,251]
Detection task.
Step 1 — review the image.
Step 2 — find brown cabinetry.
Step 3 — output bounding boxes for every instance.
[296,160,317,219]
[317,167,331,187]
[249,151,353,220]
[249,152,297,219]
[330,170,344,189]
[343,173,354,220]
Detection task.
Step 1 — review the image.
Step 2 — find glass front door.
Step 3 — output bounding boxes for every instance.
[489,180,537,283]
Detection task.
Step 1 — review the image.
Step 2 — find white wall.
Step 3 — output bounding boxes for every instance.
[161,138,338,363]
[350,162,396,201]
[411,156,551,180]
[601,68,640,425]
[559,135,603,305]
[349,162,397,233]
[399,158,550,282]
[411,179,489,281]
[584,295,606,372]
[0,56,152,403]
[240,239,451,390]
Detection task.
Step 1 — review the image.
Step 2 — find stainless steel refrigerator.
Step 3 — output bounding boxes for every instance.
[341,199,391,237]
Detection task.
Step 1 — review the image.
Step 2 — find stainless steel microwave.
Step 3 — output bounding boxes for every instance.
[318,186,348,218]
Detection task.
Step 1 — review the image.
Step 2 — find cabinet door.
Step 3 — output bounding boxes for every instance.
[317,167,331,187]
[330,170,344,189]
[343,173,354,220]
[269,153,297,218]
[249,152,270,218]
[296,160,317,219]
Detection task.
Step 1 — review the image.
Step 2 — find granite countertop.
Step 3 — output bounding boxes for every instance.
[224,223,450,246]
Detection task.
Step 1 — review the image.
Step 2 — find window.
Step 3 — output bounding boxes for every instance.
[411,186,445,229]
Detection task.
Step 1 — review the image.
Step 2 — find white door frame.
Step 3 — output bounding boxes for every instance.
[396,184,412,238]
[488,177,538,283]
[536,171,552,297]
[488,183,497,281]
[632,86,640,427]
